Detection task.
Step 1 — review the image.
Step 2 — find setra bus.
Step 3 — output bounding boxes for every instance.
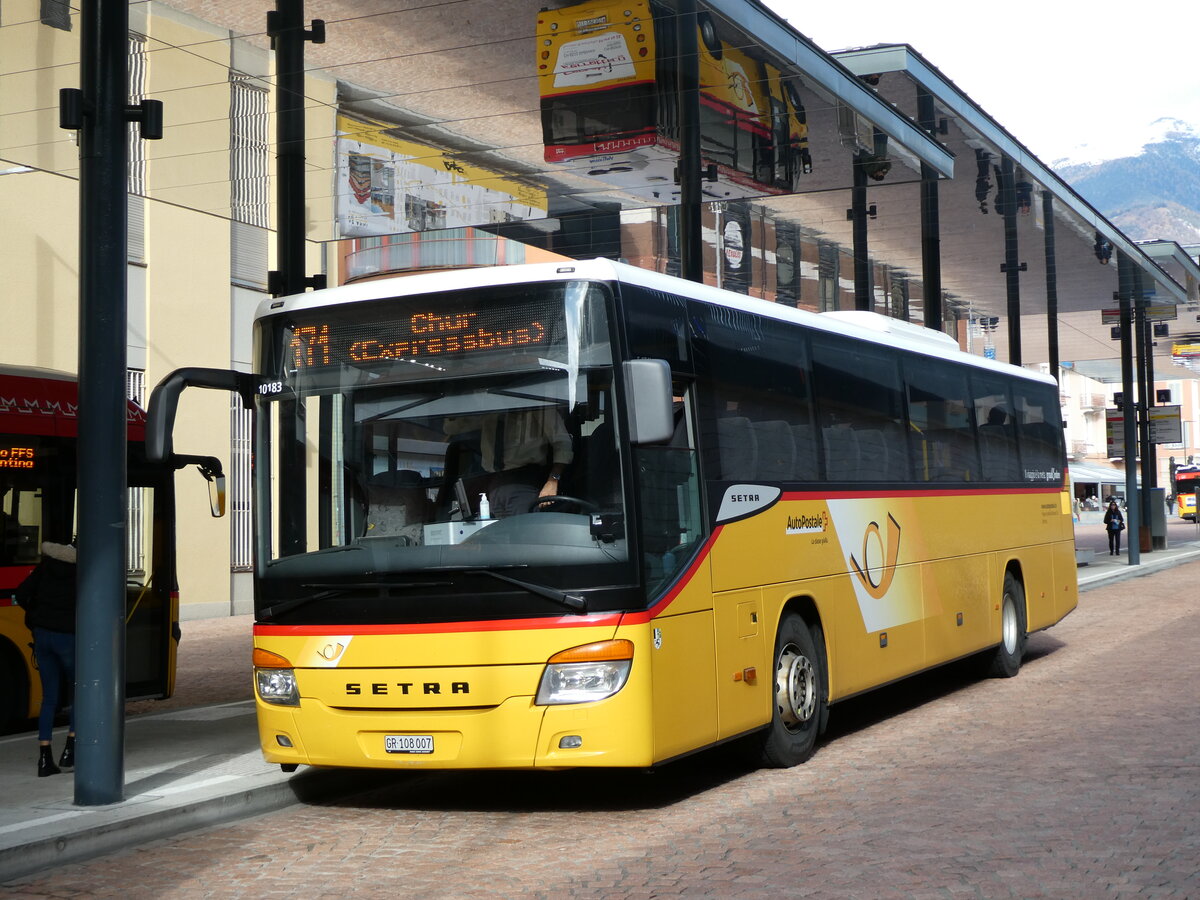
[0,365,210,731]
[536,0,812,202]
[148,260,1078,770]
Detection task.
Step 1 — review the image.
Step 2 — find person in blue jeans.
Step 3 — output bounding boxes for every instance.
[16,541,78,776]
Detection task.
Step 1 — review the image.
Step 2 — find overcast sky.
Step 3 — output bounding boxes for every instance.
[761,0,1200,164]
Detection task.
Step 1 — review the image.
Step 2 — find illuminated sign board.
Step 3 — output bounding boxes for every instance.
[0,444,37,469]
[285,295,560,371]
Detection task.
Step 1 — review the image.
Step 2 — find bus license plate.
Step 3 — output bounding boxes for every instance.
[385,734,434,754]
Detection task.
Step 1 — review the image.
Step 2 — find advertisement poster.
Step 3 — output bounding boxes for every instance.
[336,115,547,238]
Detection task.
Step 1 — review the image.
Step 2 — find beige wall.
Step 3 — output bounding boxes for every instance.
[144,199,233,617]
[1,172,80,370]
[0,1,80,177]
[2,1,337,620]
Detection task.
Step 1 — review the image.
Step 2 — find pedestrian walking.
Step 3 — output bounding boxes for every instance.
[15,541,78,777]
[1103,500,1125,556]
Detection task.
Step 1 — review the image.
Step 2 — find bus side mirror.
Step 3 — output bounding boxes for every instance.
[623,359,674,445]
[207,472,227,518]
[174,455,227,518]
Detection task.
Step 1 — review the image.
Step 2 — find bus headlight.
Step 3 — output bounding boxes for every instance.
[536,640,633,705]
[254,648,300,707]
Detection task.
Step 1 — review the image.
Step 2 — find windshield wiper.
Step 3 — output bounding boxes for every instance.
[466,568,587,613]
[417,565,587,613]
[258,581,451,621]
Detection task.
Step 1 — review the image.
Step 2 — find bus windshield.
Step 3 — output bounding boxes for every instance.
[254,280,636,622]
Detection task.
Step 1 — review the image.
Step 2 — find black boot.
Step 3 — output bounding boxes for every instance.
[59,735,75,769]
[38,745,60,778]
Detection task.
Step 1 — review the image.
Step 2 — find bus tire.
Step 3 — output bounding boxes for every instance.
[987,572,1027,678]
[757,613,826,768]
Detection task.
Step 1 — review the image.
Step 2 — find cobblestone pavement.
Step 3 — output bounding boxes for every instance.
[7,566,1199,899]
[124,615,254,718]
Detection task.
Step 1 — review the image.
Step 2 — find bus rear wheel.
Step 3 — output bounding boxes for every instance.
[986,572,1027,678]
[756,613,826,768]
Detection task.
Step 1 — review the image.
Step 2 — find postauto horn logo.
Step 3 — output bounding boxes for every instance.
[849,513,901,600]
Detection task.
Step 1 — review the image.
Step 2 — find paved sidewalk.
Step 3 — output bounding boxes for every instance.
[3,538,1199,884]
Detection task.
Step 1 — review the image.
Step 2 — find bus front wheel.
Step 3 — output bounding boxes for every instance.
[756,613,826,768]
[986,572,1027,678]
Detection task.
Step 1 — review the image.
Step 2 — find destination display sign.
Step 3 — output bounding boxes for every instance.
[285,295,561,371]
[0,443,37,469]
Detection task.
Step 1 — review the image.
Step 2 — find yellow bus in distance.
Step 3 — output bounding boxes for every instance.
[149,260,1078,770]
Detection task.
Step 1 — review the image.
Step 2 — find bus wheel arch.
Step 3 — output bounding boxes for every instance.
[755,599,828,767]
[987,564,1028,678]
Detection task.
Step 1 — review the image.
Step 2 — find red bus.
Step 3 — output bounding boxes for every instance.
[0,366,192,730]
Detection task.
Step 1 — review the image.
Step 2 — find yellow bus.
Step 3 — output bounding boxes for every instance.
[149,260,1077,770]
[537,0,811,202]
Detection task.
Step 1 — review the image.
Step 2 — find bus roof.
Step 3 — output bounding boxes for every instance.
[258,260,1056,387]
[0,365,147,439]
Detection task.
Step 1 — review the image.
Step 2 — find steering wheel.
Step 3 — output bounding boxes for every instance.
[531,494,599,514]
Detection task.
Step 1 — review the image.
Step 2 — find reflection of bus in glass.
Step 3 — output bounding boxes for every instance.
[1174,465,1200,519]
[0,366,183,731]
[537,0,811,202]
[149,260,1077,771]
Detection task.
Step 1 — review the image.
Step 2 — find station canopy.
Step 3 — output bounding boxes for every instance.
[18,0,1198,379]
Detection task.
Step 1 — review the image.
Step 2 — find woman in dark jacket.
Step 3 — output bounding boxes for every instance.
[16,542,78,776]
[1103,500,1125,556]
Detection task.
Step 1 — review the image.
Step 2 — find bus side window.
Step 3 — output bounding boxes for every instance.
[690,301,815,484]
[904,359,980,483]
[811,335,908,483]
[972,377,1020,482]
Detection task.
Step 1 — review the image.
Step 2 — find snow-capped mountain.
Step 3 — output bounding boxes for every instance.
[1052,118,1199,169]
[1054,119,1200,245]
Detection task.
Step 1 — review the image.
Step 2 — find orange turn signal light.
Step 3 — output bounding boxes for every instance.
[548,639,634,664]
[253,648,293,668]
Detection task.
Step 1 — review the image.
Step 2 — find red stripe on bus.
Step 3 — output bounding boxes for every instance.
[780,486,1064,501]
[254,612,624,638]
[619,526,723,625]
[540,79,655,100]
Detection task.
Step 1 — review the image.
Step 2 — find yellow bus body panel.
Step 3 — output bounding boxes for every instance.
[0,606,39,719]
[537,0,656,101]
[710,488,1077,702]
[256,620,660,769]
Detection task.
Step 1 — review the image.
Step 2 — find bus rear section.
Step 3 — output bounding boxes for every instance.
[0,366,180,730]
[1174,466,1200,519]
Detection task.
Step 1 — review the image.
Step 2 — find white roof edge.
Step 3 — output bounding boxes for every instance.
[1139,240,1200,283]
[833,44,1187,305]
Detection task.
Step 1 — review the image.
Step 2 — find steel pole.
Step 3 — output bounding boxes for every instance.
[917,89,942,332]
[1042,192,1060,381]
[675,0,702,283]
[74,0,130,806]
[1117,253,1140,565]
[998,156,1022,366]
